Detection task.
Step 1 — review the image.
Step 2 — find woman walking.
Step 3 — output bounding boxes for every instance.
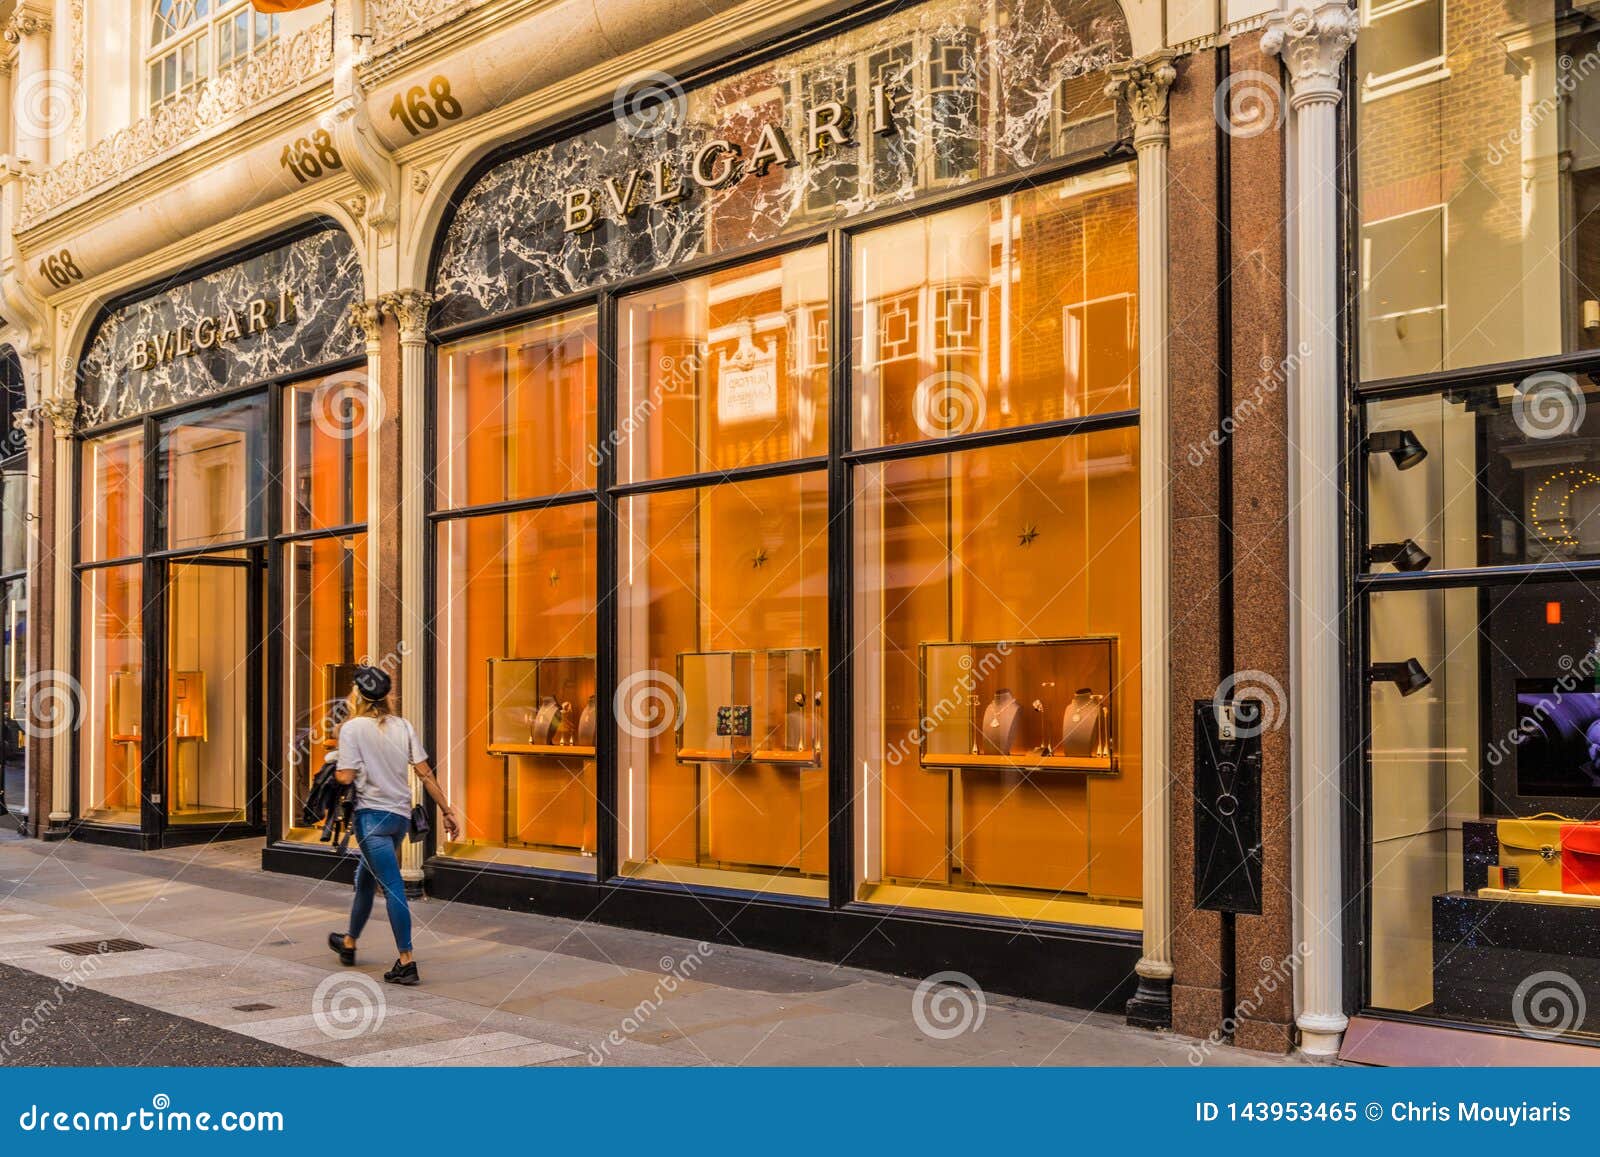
[327,665,461,985]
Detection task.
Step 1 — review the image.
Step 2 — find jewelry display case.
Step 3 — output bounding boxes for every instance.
[109,668,143,744]
[487,656,598,757]
[169,670,208,742]
[675,648,822,767]
[918,637,1117,774]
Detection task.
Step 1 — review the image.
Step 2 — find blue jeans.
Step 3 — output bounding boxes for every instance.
[348,809,412,954]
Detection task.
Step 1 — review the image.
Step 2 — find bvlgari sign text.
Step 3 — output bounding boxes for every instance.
[128,288,299,371]
[561,86,900,233]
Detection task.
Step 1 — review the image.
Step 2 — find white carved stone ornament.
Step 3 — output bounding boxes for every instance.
[366,0,481,52]
[380,290,433,342]
[21,20,335,226]
[348,299,383,346]
[1104,51,1178,141]
[3,12,51,44]
[37,394,78,434]
[1262,3,1359,105]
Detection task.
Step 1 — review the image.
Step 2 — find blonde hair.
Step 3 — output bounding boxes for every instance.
[346,689,393,721]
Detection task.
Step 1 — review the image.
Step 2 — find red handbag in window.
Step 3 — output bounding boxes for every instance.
[1560,824,1600,895]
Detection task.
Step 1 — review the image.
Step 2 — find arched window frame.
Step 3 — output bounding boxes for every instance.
[145,0,281,109]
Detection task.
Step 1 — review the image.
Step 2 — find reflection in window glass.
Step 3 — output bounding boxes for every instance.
[852,164,1138,450]
[285,372,369,534]
[82,430,144,563]
[617,250,829,482]
[159,395,267,549]
[1365,378,1600,571]
[283,535,366,838]
[1356,0,1600,377]
[852,431,1142,927]
[437,309,597,509]
[436,504,597,872]
[617,471,828,896]
[166,556,249,825]
[79,564,144,826]
[1,579,24,816]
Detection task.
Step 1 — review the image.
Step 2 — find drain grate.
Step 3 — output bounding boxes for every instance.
[231,1003,274,1012]
[49,938,150,956]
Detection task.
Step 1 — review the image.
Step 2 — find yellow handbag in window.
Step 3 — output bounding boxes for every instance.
[1497,814,1575,891]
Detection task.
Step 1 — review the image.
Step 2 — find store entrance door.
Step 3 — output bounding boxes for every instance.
[157,550,264,830]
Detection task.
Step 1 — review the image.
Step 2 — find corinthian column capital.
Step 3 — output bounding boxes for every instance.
[379,290,433,344]
[1105,50,1178,146]
[348,299,383,349]
[3,8,51,44]
[1262,3,1359,108]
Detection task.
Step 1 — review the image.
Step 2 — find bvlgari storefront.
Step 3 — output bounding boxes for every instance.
[415,0,1149,1005]
[71,222,371,851]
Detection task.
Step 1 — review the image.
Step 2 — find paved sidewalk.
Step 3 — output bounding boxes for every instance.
[0,831,1300,1067]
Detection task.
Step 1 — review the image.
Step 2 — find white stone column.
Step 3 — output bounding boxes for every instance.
[44,388,72,833]
[1107,49,1177,1029]
[3,6,51,168]
[380,289,431,892]
[1264,2,1359,1059]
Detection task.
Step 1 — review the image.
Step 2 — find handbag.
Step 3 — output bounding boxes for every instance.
[1496,813,1575,891]
[1562,823,1600,895]
[408,802,430,844]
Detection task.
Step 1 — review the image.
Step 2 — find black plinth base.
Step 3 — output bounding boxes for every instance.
[1125,973,1172,1030]
[1433,891,1600,1036]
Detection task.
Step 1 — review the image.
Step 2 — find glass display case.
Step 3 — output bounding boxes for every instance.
[918,637,1117,774]
[675,648,822,767]
[487,656,598,757]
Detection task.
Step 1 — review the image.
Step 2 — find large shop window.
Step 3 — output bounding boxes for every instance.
[1355,1,1600,378]
[282,375,370,840]
[1,439,26,816]
[852,166,1141,926]
[1359,375,1600,1037]
[435,310,599,872]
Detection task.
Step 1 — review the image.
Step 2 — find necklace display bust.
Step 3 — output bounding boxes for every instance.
[981,689,1021,755]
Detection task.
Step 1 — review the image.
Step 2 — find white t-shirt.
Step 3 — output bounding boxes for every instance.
[336,715,428,818]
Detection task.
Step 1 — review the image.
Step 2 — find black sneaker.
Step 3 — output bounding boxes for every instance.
[384,959,420,986]
[327,932,355,967]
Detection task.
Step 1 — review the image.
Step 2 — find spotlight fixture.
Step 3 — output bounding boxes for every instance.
[1368,658,1433,697]
[1365,429,1428,471]
[1365,539,1432,572]
[1445,387,1503,415]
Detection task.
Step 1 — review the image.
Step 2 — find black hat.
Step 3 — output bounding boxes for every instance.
[352,665,391,701]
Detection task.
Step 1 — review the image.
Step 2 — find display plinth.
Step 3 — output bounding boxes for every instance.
[1477,886,1600,908]
[1433,891,1600,1034]
[487,656,598,757]
[675,648,822,768]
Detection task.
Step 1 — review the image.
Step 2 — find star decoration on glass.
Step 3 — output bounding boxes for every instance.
[752,547,769,569]
[1018,523,1039,547]
[548,568,560,586]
